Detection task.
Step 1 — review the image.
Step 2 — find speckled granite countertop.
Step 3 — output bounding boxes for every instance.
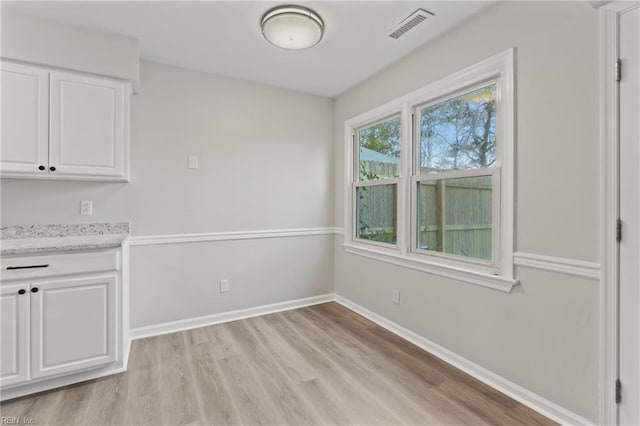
[1,223,130,255]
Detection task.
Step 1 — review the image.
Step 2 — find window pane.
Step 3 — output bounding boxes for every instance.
[356,184,397,244]
[417,176,492,261]
[419,84,496,174]
[358,116,400,180]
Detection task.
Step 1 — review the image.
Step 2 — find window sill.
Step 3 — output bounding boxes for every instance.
[342,243,519,293]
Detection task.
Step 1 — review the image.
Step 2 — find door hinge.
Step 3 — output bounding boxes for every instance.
[616,378,622,404]
[615,59,622,82]
[617,219,622,243]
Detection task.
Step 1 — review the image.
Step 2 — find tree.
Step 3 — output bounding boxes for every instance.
[419,86,496,172]
[358,117,400,157]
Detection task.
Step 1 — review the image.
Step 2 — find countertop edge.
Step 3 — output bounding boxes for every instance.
[1,235,130,256]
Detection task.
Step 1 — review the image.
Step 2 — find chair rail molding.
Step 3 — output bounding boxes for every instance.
[513,252,600,280]
[129,227,342,246]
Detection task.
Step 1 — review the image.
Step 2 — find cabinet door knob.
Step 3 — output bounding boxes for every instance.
[38,165,45,171]
[49,166,56,172]
[31,287,39,293]
[18,289,26,295]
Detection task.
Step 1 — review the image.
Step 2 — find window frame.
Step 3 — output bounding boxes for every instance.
[352,112,403,250]
[411,80,501,274]
[343,49,517,292]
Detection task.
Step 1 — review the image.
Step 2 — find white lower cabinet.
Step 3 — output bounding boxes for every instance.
[30,275,116,380]
[0,249,125,399]
[0,284,30,387]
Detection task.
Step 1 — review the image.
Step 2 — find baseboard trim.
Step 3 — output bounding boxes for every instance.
[129,293,335,340]
[1,364,126,402]
[129,227,342,246]
[514,252,600,280]
[334,294,592,426]
[122,334,132,371]
[8,292,590,424]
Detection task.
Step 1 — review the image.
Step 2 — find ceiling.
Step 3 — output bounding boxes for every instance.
[2,1,492,97]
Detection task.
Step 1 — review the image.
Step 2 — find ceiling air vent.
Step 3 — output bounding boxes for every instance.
[388,9,434,40]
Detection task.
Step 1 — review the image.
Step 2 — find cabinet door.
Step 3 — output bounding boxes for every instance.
[49,71,127,178]
[0,61,49,176]
[0,284,30,387]
[30,275,116,380]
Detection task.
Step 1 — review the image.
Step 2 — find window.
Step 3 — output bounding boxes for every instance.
[354,116,400,246]
[413,83,499,267]
[344,50,516,291]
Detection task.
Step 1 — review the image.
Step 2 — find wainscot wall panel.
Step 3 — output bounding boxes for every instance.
[130,234,334,328]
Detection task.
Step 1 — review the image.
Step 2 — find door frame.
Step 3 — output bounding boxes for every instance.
[600,3,640,425]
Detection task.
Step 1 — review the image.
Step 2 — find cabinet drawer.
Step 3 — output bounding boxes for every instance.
[1,250,119,282]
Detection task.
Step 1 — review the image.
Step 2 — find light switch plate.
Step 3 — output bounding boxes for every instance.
[80,200,93,216]
[188,155,199,169]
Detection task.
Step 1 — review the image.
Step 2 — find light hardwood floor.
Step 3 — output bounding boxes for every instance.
[1,302,555,425]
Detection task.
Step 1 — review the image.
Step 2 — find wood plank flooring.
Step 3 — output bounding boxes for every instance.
[1,302,555,425]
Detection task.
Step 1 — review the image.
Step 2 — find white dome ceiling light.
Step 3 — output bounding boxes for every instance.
[261,5,324,50]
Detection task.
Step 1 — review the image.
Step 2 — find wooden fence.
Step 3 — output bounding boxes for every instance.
[360,162,398,179]
[356,184,397,244]
[357,170,492,260]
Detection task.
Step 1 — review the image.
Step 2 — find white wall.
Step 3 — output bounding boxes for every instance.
[0,2,603,421]
[130,236,333,327]
[1,60,335,328]
[1,13,140,90]
[334,1,599,421]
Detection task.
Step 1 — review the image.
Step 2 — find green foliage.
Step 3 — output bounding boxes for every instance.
[358,117,400,157]
[357,118,399,242]
[357,163,371,236]
[358,161,379,181]
[361,230,396,244]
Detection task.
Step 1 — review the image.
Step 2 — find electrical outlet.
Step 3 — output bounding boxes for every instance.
[80,200,93,216]
[220,279,229,293]
[188,155,199,169]
[392,289,400,304]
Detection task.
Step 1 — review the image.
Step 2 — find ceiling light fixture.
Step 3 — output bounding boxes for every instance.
[261,5,324,50]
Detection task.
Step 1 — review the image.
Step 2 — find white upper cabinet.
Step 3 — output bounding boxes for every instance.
[0,61,130,181]
[0,62,49,176]
[49,71,127,178]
